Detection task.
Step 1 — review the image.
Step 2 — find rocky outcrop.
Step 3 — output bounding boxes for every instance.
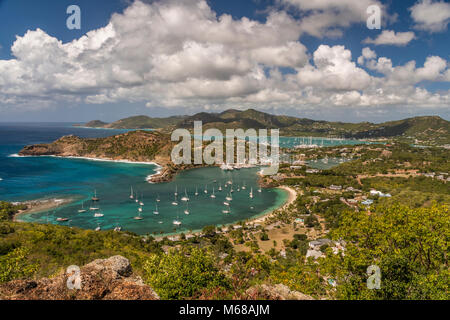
[0,256,159,300]
[244,284,314,300]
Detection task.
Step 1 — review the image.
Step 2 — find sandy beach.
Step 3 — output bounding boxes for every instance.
[247,185,298,225]
[13,198,74,222]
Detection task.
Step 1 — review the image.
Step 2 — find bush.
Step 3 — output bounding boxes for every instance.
[142,247,229,299]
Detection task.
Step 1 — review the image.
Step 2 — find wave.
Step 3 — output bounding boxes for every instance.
[8,153,20,157]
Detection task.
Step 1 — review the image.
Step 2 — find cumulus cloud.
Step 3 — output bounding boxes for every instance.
[0,0,448,113]
[363,30,415,46]
[278,0,389,38]
[410,0,450,32]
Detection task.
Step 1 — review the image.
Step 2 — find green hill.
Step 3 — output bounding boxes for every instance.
[79,110,450,145]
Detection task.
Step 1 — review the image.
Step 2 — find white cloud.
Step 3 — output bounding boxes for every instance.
[410,0,450,32]
[278,0,389,38]
[363,30,415,46]
[358,47,377,65]
[0,0,448,113]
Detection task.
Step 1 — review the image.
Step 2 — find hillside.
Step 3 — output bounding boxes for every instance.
[78,115,187,129]
[78,109,450,145]
[19,131,174,163]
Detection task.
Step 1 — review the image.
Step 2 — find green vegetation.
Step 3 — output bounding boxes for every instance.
[143,247,229,299]
[81,109,450,144]
[324,204,449,300]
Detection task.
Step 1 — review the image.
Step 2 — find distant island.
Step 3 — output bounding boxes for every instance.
[74,109,450,145]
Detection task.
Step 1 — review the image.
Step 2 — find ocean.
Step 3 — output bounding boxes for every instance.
[0,123,287,235]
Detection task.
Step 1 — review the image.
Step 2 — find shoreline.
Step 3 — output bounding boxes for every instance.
[247,186,297,225]
[13,197,74,222]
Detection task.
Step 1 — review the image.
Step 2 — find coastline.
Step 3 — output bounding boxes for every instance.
[13,198,74,222]
[247,186,297,225]
[11,153,164,182]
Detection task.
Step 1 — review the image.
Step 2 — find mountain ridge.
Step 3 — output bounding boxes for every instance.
[76,109,450,144]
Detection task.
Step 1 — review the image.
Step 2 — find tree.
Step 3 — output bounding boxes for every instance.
[142,247,229,299]
[322,204,449,300]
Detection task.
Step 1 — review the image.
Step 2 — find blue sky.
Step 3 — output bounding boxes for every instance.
[0,0,449,123]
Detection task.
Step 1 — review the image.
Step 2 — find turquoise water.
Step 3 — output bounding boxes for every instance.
[0,123,286,235]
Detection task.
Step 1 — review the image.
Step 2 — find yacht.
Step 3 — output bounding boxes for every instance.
[172,194,178,206]
[78,201,87,213]
[129,186,134,199]
[181,189,189,202]
[249,187,254,199]
[94,212,104,218]
[92,190,99,202]
[210,188,216,199]
[56,217,69,222]
[153,204,159,215]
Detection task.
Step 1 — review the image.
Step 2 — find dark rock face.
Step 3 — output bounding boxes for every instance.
[0,256,159,300]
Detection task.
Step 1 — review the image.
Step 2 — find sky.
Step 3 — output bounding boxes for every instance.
[0,0,449,123]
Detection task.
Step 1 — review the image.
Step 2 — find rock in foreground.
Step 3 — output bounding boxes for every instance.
[0,256,159,300]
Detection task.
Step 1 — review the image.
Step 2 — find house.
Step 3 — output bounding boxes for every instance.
[329,185,342,191]
[362,199,374,206]
[306,249,324,260]
[306,169,320,174]
[309,239,331,250]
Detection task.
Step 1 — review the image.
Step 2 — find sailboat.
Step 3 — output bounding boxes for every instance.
[173,210,182,226]
[78,201,87,213]
[222,204,231,214]
[172,194,178,206]
[153,204,159,215]
[139,192,144,206]
[204,185,208,194]
[218,183,222,191]
[181,189,189,202]
[94,208,104,217]
[242,182,246,190]
[195,187,199,196]
[210,187,216,198]
[184,203,190,215]
[174,185,178,196]
[129,186,134,199]
[237,185,240,192]
[92,190,99,201]
[226,192,232,201]
[223,201,230,206]
[134,209,143,220]
[56,217,69,222]
[249,187,254,199]
[138,205,143,213]
[258,187,262,193]
[156,194,161,202]
[95,223,101,231]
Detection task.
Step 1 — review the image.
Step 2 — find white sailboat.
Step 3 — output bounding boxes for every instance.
[95,223,101,231]
[173,210,182,226]
[226,192,232,201]
[258,187,262,193]
[78,201,87,213]
[156,194,161,202]
[184,203,190,215]
[210,187,216,198]
[218,183,222,191]
[195,187,199,196]
[134,207,144,220]
[94,211,104,218]
[130,186,134,199]
[249,187,254,199]
[92,190,99,201]
[181,189,189,202]
[204,185,208,194]
[172,194,178,206]
[174,185,178,196]
[242,182,246,190]
[139,192,144,206]
[223,201,230,206]
[153,204,159,215]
